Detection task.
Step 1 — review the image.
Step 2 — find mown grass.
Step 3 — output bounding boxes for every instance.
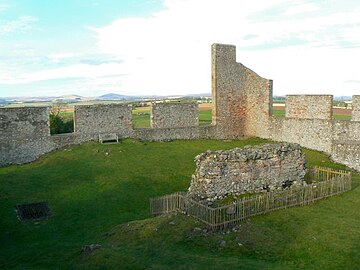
[1,138,359,269]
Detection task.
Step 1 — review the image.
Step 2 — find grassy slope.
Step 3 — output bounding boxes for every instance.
[0,139,359,269]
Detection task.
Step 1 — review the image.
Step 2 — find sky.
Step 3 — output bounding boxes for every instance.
[0,0,360,98]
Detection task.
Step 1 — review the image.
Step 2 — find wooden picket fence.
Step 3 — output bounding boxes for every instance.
[150,167,351,231]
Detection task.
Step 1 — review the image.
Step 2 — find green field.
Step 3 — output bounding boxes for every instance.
[199,109,212,125]
[57,107,351,132]
[132,108,151,128]
[55,108,213,131]
[1,138,359,269]
[132,107,213,128]
[272,109,352,120]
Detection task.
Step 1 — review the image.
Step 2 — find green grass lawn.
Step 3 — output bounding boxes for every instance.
[1,138,359,269]
[272,109,352,120]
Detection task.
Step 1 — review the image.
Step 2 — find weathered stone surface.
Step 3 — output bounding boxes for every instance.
[332,141,360,172]
[74,104,132,136]
[285,95,333,120]
[0,107,50,139]
[150,103,198,129]
[0,107,53,166]
[332,120,360,142]
[211,44,272,139]
[188,143,306,201]
[269,117,334,153]
[133,125,214,141]
[352,95,360,121]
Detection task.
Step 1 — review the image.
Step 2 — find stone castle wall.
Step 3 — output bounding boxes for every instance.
[188,143,306,201]
[0,107,50,138]
[74,104,133,136]
[285,95,333,120]
[0,107,53,165]
[0,103,212,166]
[268,117,333,153]
[332,120,360,142]
[332,142,360,172]
[133,125,214,141]
[211,44,272,139]
[352,95,360,121]
[150,103,198,128]
[2,43,360,172]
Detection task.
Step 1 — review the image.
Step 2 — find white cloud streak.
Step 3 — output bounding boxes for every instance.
[0,63,125,83]
[92,0,360,95]
[0,15,38,35]
[282,2,319,15]
[0,3,9,12]
[2,0,360,97]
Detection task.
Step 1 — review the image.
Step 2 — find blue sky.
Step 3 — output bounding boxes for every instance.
[0,0,360,97]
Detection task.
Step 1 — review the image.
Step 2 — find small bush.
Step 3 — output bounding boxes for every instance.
[49,102,74,134]
[50,114,74,135]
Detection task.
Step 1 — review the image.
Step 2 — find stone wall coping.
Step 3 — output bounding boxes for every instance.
[286,94,333,97]
[333,140,360,145]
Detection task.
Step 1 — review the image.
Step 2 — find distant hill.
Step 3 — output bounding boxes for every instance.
[98,93,130,99]
[58,94,83,100]
[334,96,352,101]
[185,93,211,97]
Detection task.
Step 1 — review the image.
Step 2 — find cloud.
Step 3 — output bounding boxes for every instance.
[12,63,126,83]
[0,15,38,35]
[48,53,79,63]
[93,0,291,95]
[0,61,129,96]
[2,0,360,97]
[91,0,360,95]
[282,2,319,16]
[0,3,9,12]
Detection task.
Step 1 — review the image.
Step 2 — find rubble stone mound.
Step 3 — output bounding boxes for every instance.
[188,143,307,201]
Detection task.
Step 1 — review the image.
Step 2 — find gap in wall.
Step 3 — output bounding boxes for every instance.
[198,103,212,126]
[132,105,151,129]
[50,110,74,135]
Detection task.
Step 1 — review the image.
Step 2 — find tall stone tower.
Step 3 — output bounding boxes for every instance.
[211,44,273,139]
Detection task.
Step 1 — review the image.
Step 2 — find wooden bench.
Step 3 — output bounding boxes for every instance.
[98,133,119,144]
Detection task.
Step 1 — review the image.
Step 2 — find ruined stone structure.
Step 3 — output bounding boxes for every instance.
[1,43,360,172]
[150,103,198,128]
[352,95,360,121]
[285,95,333,120]
[0,107,52,165]
[212,44,272,139]
[188,143,306,201]
[332,142,360,172]
[74,104,132,136]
